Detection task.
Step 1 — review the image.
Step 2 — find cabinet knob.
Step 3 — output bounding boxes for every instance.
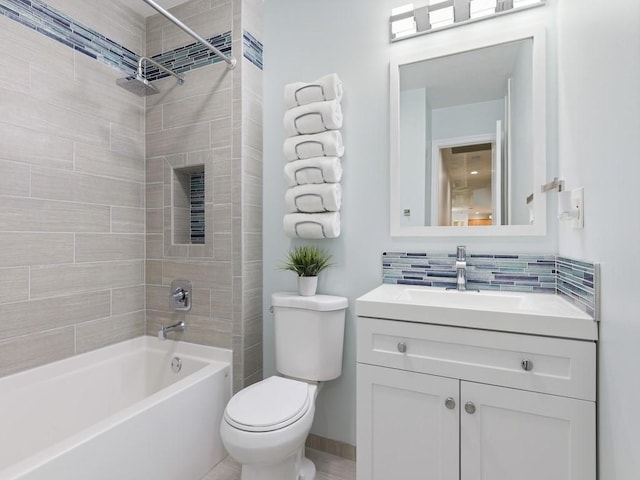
[397,342,407,353]
[521,359,534,371]
[464,401,476,414]
[445,397,456,410]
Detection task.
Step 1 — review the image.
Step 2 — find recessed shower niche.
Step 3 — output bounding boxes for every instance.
[169,164,209,253]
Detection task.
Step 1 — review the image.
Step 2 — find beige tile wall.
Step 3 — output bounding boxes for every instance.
[0,1,146,377]
[145,0,263,392]
[0,0,262,385]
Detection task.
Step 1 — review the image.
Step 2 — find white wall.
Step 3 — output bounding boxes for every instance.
[557,0,640,477]
[264,0,558,446]
[432,99,504,139]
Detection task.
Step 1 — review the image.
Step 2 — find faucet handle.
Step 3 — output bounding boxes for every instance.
[173,287,186,301]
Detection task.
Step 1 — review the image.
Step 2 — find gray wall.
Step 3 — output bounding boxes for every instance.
[264,0,558,447]
[144,0,264,393]
[0,0,146,377]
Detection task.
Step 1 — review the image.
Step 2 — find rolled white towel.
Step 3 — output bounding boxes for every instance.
[284,73,343,109]
[283,212,341,239]
[285,183,342,213]
[283,131,344,161]
[283,100,342,137]
[284,157,343,186]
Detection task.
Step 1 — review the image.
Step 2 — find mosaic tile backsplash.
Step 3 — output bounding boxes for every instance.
[383,252,599,319]
[0,0,265,81]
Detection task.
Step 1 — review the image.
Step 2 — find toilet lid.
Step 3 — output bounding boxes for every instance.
[224,376,312,432]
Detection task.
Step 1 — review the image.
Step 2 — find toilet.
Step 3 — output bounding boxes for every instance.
[220,292,348,480]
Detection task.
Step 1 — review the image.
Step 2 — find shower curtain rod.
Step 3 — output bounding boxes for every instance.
[142,0,237,69]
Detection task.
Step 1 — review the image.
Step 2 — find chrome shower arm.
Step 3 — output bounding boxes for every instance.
[138,56,184,84]
[142,0,237,70]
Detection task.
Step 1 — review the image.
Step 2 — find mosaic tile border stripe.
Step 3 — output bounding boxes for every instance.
[243,30,263,70]
[146,31,233,81]
[382,252,598,319]
[0,0,138,73]
[0,0,234,81]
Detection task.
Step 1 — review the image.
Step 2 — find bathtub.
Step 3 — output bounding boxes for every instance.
[0,336,232,480]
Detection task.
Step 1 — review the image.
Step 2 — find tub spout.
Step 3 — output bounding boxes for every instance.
[158,320,185,341]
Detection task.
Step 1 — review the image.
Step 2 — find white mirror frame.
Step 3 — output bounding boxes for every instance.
[390,26,547,237]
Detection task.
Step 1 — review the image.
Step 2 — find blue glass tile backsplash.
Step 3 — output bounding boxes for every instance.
[556,256,598,319]
[383,252,599,319]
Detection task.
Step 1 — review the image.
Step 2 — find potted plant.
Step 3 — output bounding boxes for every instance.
[280,245,334,296]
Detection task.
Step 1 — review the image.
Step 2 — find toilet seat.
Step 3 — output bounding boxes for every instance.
[224,376,313,433]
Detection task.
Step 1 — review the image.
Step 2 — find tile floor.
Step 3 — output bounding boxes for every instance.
[201,449,356,480]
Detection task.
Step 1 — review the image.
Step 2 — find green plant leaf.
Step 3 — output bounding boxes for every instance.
[279,245,334,277]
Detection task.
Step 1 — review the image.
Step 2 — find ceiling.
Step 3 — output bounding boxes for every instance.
[122,0,187,17]
[399,39,528,108]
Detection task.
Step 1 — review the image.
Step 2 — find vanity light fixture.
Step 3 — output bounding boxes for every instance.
[470,170,479,175]
[389,0,545,42]
[390,4,418,39]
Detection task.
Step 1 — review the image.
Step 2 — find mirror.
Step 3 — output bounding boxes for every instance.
[390,28,547,236]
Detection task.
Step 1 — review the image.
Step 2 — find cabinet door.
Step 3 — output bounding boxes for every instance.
[460,381,596,480]
[357,364,459,480]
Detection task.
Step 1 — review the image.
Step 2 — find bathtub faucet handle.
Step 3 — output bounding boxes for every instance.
[173,287,187,302]
[170,280,192,312]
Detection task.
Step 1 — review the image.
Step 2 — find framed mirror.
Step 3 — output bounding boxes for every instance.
[390,27,547,236]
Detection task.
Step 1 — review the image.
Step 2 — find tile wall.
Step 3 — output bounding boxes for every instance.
[0,0,146,377]
[0,0,264,388]
[144,0,264,392]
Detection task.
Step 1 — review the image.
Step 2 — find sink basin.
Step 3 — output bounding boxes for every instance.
[356,284,597,340]
[396,288,526,310]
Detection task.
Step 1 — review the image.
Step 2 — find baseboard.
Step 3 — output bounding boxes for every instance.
[306,433,356,461]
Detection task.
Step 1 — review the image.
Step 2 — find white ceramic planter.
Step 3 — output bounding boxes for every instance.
[297,276,318,296]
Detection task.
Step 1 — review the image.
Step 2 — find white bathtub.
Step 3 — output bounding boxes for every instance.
[0,336,232,480]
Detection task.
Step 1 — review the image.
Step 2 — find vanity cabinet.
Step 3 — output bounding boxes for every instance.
[356,317,596,480]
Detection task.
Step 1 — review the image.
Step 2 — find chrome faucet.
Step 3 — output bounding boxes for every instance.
[454,245,468,291]
[158,320,185,341]
[446,245,472,292]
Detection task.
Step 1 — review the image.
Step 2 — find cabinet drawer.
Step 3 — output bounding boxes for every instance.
[357,317,596,401]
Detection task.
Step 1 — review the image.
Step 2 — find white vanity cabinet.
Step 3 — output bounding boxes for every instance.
[356,316,597,480]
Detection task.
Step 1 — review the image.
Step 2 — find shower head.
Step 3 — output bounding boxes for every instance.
[116,74,160,97]
[116,57,184,97]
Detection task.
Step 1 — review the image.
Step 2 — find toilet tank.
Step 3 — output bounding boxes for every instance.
[271,293,348,382]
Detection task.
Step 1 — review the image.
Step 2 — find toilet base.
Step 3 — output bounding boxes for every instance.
[299,456,317,480]
[239,447,316,480]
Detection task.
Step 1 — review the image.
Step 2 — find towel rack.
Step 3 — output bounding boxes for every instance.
[540,177,565,193]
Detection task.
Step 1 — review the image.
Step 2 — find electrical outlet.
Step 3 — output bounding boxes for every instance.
[570,187,584,229]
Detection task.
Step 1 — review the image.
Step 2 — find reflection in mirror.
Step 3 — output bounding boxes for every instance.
[437,142,495,226]
[390,28,546,236]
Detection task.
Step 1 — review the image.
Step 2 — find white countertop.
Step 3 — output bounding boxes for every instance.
[355,284,598,341]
